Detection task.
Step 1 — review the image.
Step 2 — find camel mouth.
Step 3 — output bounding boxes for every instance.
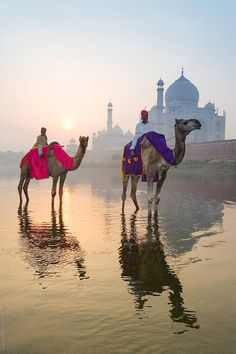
[194,122,201,130]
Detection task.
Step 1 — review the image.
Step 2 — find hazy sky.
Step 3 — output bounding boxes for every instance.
[0,0,235,151]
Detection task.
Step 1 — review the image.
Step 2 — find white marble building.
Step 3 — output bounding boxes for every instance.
[148,70,226,143]
[66,137,78,156]
[92,102,134,151]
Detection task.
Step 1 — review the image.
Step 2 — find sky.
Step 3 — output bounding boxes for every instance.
[0,0,236,151]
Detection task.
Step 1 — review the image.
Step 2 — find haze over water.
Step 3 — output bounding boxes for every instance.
[0,167,235,353]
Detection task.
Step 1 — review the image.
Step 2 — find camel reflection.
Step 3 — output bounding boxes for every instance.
[119,214,199,331]
[18,203,87,280]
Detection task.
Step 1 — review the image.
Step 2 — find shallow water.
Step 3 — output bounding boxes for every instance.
[0,168,236,354]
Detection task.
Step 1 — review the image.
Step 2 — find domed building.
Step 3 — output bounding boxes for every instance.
[92,102,134,151]
[66,137,78,156]
[165,73,199,108]
[148,70,225,143]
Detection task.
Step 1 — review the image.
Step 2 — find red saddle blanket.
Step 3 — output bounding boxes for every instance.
[20,144,74,180]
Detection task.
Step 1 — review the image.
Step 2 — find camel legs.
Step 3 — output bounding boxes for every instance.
[122,175,130,212]
[18,176,25,204]
[153,172,167,218]
[18,176,30,204]
[147,177,154,219]
[130,176,140,212]
[23,177,31,202]
[51,176,59,204]
[59,173,67,204]
[122,175,140,212]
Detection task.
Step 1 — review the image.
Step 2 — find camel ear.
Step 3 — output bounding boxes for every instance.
[86,136,89,141]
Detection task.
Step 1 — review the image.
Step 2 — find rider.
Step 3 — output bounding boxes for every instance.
[130,109,152,154]
[35,127,48,157]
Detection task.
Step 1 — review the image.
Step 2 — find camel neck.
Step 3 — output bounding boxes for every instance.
[173,129,186,165]
[73,145,86,170]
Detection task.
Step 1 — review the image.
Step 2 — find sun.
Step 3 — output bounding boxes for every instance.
[62,117,74,130]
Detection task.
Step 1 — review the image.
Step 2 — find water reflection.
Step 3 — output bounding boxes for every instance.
[119,214,199,332]
[160,195,224,256]
[17,203,87,280]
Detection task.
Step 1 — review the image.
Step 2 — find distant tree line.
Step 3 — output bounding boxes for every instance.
[0,151,25,168]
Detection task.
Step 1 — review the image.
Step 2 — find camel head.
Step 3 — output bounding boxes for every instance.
[79,136,89,151]
[175,119,201,136]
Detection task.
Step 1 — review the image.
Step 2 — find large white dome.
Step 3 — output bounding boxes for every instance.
[165,73,199,108]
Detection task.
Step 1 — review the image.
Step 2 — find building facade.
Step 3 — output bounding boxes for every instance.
[148,70,226,143]
[92,102,134,151]
[66,137,78,156]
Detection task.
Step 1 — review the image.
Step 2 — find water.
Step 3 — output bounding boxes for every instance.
[0,167,236,354]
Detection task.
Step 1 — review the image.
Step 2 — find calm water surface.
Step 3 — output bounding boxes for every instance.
[0,168,236,354]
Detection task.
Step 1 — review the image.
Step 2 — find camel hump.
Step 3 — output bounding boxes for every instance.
[50,141,60,145]
[48,142,61,156]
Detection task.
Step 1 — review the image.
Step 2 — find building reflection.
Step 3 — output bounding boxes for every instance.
[160,194,224,256]
[119,214,199,331]
[17,203,87,280]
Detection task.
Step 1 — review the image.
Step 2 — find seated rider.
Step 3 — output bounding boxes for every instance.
[130,109,152,154]
[35,127,48,157]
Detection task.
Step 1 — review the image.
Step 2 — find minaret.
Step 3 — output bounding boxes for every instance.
[107,102,113,133]
[157,78,164,112]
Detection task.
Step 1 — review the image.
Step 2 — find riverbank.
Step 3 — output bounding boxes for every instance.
[83,159,236,173]
[1,158,236,178]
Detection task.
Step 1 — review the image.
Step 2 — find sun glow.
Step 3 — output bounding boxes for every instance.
[62,117,75,130]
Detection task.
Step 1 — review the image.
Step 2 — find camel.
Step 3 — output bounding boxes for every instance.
[122,119,201,217]
[18,136,89,205]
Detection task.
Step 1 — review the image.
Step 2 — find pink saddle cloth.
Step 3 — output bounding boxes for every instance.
[20,144,74,180]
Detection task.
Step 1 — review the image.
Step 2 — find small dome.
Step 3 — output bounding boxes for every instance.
[112,124,123,135]
[165,72,199,108]
[157,78,164,86]
[150,105,157,111]
[124,130,134,138]
[204,101,215,111]
[107,102,113,107]
[69,137,77,144]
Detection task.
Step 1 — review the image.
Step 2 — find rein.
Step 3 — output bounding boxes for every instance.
[166,136,175,141]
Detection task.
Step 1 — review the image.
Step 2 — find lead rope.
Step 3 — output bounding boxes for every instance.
[166,136,175,141]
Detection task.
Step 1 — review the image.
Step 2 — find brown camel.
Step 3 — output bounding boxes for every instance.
[18,136,89,204]
[122,119,201,217]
